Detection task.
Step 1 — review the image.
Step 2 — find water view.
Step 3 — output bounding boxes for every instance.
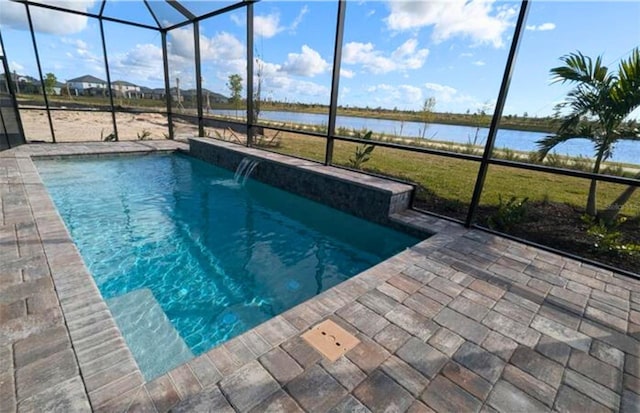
[210,110,640,165]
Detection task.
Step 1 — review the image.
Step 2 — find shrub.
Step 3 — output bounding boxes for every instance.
[581,215,640,256]
[348,130,375,169]
[544,152,568,168]
[137,129,151,140]
[487,195,529,231]
[101,129,116,142]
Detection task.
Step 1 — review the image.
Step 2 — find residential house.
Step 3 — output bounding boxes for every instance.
[0,73,41,94]
[112,80,142,98]
[141,87,167,100]
[50,81,65,96]
[66,75,107,96]
[154,88,167,99]
[173,88,228,106]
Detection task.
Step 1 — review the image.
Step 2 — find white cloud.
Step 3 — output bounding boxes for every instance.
[10,61,24,72]
[0,0,94,35]
[281,45,329,77]
[59,37,104,70]
[256,59,281,78]
[254,13,282,38]
[424,82,488,112]
[201,32,245,61]
[75,47,101,64]
[391,39,428,70]
[424,82,458,102]
[399,85,423,104]
[385,0,517,48]
[230,14,243,26]
[343,39,429,74]
[165,29,246,88]
[169,29,244,62]
[269,76,329,99]
[252,5,309,38]
[459,52,474,58]
[538,23,556,31]
[168,28,195,59]
[289,5,309,32]
[526,22,556,31]
[55,36,103,72]
[367,84,423,108]
[110,43,165,83]
[472,60,486,66]
[255,58,329,102]
[340,68,355,79]
[61,38,88,50]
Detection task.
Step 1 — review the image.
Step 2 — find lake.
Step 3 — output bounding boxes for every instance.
[209,109,639,166]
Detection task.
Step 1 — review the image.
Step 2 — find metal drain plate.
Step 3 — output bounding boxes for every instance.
[301,320,360,362]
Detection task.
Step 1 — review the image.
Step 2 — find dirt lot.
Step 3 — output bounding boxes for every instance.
[20,110,207,142]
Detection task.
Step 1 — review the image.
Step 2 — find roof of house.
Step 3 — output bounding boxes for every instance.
[67,75,107,84]
[112,80,139,87]
[0,73,36,83]
[180,88,216,96]
[23,75,40,83]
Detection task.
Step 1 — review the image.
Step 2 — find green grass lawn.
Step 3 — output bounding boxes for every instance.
[257,131,640,218]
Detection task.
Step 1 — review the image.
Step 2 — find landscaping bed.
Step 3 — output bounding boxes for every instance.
[415,195,640,274]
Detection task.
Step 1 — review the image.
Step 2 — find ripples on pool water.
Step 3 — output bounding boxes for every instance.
[36,153,420,380]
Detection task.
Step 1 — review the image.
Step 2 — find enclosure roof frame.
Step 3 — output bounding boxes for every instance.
[10,0,254,32]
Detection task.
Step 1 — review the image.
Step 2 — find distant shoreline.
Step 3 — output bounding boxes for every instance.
[18,95,557,134]
[252,105,557,134]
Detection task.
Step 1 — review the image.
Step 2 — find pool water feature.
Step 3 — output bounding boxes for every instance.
[36,153,420,380]
[233,157,260,186]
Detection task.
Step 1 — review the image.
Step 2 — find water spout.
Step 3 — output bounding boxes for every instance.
[234,158,259,186]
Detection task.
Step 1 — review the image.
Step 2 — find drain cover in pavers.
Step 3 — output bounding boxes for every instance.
[302,320,360,362]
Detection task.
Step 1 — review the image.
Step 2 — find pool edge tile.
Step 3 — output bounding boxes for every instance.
[15,142,186,411]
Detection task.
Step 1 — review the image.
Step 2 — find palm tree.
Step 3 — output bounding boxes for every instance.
[537,48,640,222]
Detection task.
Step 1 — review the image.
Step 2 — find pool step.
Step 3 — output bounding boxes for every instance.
[107,288,194,381]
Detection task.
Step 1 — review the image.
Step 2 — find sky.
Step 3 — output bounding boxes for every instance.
[0,0,639,117]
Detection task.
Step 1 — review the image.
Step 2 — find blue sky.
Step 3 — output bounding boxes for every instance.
[1,0,639,117]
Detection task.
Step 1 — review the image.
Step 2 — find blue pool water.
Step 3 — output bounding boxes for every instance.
[36,153,420,380]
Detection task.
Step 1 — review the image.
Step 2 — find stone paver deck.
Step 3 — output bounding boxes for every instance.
[1,141,639,413]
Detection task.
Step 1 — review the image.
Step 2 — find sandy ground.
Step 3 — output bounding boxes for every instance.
[19,110,219,143]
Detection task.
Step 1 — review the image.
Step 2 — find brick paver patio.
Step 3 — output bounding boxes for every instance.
[1,142,639,412]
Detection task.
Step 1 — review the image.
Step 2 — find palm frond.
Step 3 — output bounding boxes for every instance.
[562,86,599,118]
[555,112,583,135]
[536,131,582,160]
[547,49,640,216]
[595,138,614,163]
[613,123,640,141]
[611,48,640,117]
[550,51,611,86]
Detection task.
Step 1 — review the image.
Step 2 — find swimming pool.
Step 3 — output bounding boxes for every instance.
[36,153,420,380]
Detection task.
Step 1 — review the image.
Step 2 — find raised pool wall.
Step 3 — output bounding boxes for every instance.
[189,138,425,236]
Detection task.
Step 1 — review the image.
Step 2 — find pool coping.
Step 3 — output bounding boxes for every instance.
[4,140,639,412]
[2,141,190,411]
[2,140,451,411]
